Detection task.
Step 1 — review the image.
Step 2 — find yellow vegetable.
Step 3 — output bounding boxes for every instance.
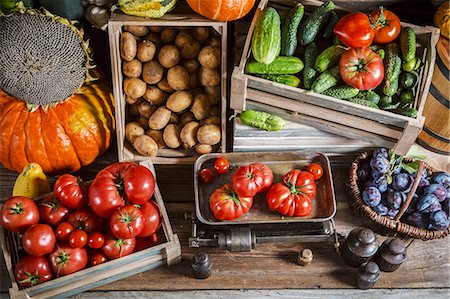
[434,1,450,39]
[12,163,51,198]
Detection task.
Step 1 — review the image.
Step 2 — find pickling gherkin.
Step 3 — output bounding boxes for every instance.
[239,110,285,132]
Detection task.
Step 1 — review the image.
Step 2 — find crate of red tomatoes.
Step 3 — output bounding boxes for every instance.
[0,161,181,299]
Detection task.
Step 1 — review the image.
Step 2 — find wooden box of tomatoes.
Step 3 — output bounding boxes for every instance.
[230,0,440,155]
[0,160,181,299]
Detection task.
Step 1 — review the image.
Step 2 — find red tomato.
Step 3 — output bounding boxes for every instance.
[55,222,74,241]
[306,163,324,180]
[110,205,145,239]
[89,162,155,218]
[135,234,160,252]
[89,251,108,266]
[88,232,105,249]
[138,201,161,238]
[14,255,52,288]
[231,165,265,197]
[339,47,384,91]
[249,163,273,193]
[333,12,374,48]
[370,8,401,44]
[214,157,229,174]
[199,168,214,184]
[54,174,88,209]
[209,184,253,221]
[39,195,71,227]
[282,170,317,199]
[22,224,56,256]
[49,244,88,276]
[102,231,136,259]
[69,230,88,248]
[0,196,39,233]
[67,208,104,233]
[266,183,313,217]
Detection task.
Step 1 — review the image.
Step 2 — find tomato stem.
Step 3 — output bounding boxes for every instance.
[19,270,44,286]
[9,202,24,215]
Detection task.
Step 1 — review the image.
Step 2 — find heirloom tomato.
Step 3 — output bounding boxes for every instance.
[68,208,104,233]
[199,168,214,184]
[266,183,313,217]
[334,12,374,48]
[370,7,401,44]
[22,224,56,256]
[110,205,145,239]
[88,232,105,249]
[54,174,88,209]
[14,255,52,288]
[49,245,88,276]
[102,231,136,259]
[39,195,71,227]
[69,230,88,248]
[339,47,384,90]
[55,222,74,241]
[306,163,324,180]
[88,162,155,218]
[138,201,161,238]
[282,170,317,199]
[209,184,253,221]
[231,165,265,197]
[0,196,39,233]
[249,163,273,193]
[135,234,160,252]
[89,251,108,266]
[214,157,229,174]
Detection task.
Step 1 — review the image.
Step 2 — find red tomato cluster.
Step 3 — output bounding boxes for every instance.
[0,162,162,289]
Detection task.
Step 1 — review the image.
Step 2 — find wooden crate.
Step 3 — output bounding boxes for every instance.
[108,14,227,164]
[230,0,440,155]
[1,160,182,299]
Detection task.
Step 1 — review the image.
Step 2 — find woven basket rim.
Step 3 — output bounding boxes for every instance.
[347,151,450,241]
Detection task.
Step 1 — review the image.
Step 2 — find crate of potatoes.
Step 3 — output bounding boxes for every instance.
[108,13,227,164]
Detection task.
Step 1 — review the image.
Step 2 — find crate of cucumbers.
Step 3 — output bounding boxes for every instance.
[231,0,439,155]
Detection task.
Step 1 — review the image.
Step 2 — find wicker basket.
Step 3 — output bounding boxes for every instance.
[347,152,450,240]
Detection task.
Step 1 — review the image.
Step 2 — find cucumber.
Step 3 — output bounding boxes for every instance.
[381,102,401,110]
[315,45,345,72]
[357,90,381,104]
[379,95,393,107]
[251,7,281,64]
[376,49,385,60]
[399,90,414,103]
[321,85,359,99]
[396,107,418,118]
[383,79,399,97]
[298,1,335,45]
[281,4,304,56]
[239,110,285,131]
[399,71,418,89]
[323,11,339,39]
[303,42,319,90]
[246,56,304,74]
[383,43,402,96]
[346,98,379,109]
[311,65,340,93]
[261,74,301,87]
[400,27,416,62]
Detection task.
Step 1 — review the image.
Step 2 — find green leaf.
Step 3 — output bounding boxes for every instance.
[404,145,426,161]
[402,162,419,174]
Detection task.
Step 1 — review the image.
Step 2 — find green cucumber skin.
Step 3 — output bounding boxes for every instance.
[357,90,381,104]
[311,65,340,93]
[298,1,335,45]
[303,42,319,90]
[251,7,281,64]
[396,107,418,118]
[246,56,304,75]
[399,71,418,90]
[383,43,402,96]
[346,98,379,109]
[321,85,359,99]
[261,74,301,87]
[239,110,285,131]
[281,4,304,56]
[315,45,345,72]
[323,11,339,39]
[400,27,416,62]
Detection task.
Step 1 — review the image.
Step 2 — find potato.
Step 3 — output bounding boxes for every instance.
[179,40,201,59]
[197,124,221,145]
[120,32,137,62]
[126,96,142,105]
[143,86,167,105]
[158,45,180,69]
[137,40,156,62]
[180,121,199,149]
[191,27,209,44]
[175,31,193,48]
[191,93,210,120]
[210,105,220,117]
[198,67,220,87]
[200,116,220,126]
[125,122,145,143]
[206,37,221,48]
[148,106,171,130]
[133,135,158,156]
[204,86,220,105]
[167,65,189,91]
[165,91,192,113]
[160,28,178,44]
[142,61,163,84]
[195,143,213,154]
[138,101,158,118]
[124,77,146,99]
[191,87,204,97]
[182,59,199,73]
[124,25,149,37]
[157,76,174,93]
[137,116,150,130]
[169,112,179,124]
[188,72,198,89]
[149,26,162,33]
[128,104,140,117]
[143,32,162,49]
[123,59,142,78]
[180,111,195,128]
[198,46,220,69]
[163,124,181,148]
[146,129,165,148]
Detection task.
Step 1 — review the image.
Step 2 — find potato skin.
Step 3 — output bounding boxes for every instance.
[179,40,201,59]
[146,129,165,148]
[163,124,181,148]
[137,40,157,62]
[157,76,174,93]
[166,91,193,113]
[158,45,180,68]
[142,61,163,84]
[195,143,213,154]
[209,105,220,117]
[180,121,199,149]
[197,124,221,145]
[123,59,142,78]
[160,28,178,44]
[143,32,162,49]
[200,116,220,126]
[138,101,158,118]
[182,59,199,73]
[126,96,142,105]
[136,116,150,130]
[206,37,221,48]
[124,77,146,99]
[198,67,220,87]
[175,31,193,48]
[148,106,171,130]
[133,135,158,156]
[191,27,209,44]
[204,86,221,105]
[121,32,137,61]
[124,25,149,37]
[169,112,179,124]
[167,65,189,91]
[191,93,210,120]
[125,122,145,143]
[179,111,196,128]
[198,46,220,69]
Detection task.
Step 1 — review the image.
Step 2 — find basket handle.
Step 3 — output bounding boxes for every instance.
[394,161,425,221]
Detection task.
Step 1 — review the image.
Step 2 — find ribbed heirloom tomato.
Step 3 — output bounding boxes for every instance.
[67,208,104,234]
[54,174,88,209]
[209,184,253,221]
[370,7,401,44]
[231,165,265,197]
[249,163,273,193]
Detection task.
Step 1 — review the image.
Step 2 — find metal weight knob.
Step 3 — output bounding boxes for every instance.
[341,228,379,267]
[356,261,380,290]
[376,238,407,272]
[297,249,313,266]
[191,252,212,279]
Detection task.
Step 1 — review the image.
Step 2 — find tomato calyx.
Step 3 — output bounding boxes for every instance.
[111,238,131,258]
[19,270,45,286]
[9,202,24,215]
[55,250,70,277]
[370,6,388,29]
[41,198,61,212]
[287,183,309,197]
[116,208,140,233]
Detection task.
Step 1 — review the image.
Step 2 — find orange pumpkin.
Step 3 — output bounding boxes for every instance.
[0,83,115,175]
[186,0,255,21]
